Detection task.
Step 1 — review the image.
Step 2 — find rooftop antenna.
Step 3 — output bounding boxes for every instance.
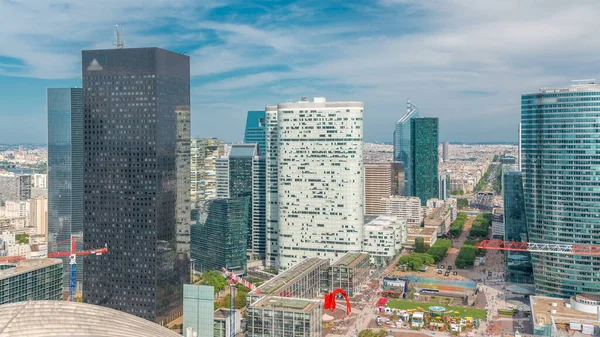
[114,25,124,49]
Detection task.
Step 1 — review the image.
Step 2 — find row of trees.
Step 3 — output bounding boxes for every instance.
[469,213,492,238]
[425,238,453,263]
[491,163,503,193]
[474,163,497,192]
[451,190,465,195]
[358,330,387,337]
[456,239,486,268]
[449,212,468,237]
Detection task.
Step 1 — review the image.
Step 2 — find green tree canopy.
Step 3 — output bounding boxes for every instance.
[201,270,227,294]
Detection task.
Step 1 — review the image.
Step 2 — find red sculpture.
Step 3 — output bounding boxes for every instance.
[324,288,351,316]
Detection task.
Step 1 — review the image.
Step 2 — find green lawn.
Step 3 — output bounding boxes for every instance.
[387,300,487,319]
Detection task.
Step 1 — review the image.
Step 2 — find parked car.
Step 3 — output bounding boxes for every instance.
[445,271,450,277]
[447,266,453,270]
[437,269,443,274]
[453,271,458,276]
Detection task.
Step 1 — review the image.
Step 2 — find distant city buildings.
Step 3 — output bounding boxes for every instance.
[393,100,419,195]
[243,110,266,155]
[364,162,403,215]
[191,138,225,204]
[438,172,451,200]
[47,87,83,292]
[410,117,439,205]
[0,173,31,205]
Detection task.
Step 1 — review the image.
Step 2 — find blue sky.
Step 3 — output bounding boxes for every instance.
[1,0,599,144]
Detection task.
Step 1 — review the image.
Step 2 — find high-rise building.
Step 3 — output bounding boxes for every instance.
[438,172,451,200]
[252,155,267,260]
[47,87,83,292]
[0,173,31,205]
[190,138,225,204]
[502,166,533,284]
[442,141,449,162]
[265,106,280,269]
[380,195,422,226]
[183,284,214,337]
[29,196,48,238]
[517,123,522,171]
[273,97,364,271]
[82,47,189,321]
[176,107,191,254]
[0,259,62,305]
[393,100,419,195]
[364,162,403,215]
[244,110,266,156]
[190,197,250,274]
[521,81,600,297]
[410,118,439,206]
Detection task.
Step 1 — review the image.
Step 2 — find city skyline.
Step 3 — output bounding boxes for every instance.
[2,1,597,144]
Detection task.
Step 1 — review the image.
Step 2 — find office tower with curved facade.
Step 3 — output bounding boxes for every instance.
[521,81,600,297]
[275,97,364,271]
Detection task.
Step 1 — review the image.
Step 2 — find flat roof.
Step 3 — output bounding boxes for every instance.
[407,227,437,236]
[256,258,327,295]
[0,258,62,279]
[252,296,320,313]
[332,252,369,268]
[530,295,600,328]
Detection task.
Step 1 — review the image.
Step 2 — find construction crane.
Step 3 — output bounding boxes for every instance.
[0,236,108,301]
[221,268,259,337]
[476,240,600,255]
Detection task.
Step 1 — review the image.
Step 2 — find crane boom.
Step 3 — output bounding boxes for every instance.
[476,240,600,255]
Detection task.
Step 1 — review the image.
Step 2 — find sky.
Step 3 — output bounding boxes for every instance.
[0,0,599,144]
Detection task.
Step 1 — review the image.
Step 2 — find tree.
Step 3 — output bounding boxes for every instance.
[414,237,426,253]
[15,233,29,244]
[457,198,469,209]
[201,270,227,294]
[425,238,453,262]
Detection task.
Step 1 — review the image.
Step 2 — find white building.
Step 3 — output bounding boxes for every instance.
[362,216,406,266]
[265,106,280,269]
[380,195,423,227]
[275,97,364,271]
[32,174,47,189]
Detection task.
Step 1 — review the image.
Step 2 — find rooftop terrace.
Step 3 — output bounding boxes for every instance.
[252,296,320,313]
[332,252,369,268]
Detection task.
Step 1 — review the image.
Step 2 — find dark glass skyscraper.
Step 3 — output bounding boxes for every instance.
[410,117,438,206]
[47,88,83,292]
[81,47,190,322]
[244,110,266,155]
[393,100,419,195]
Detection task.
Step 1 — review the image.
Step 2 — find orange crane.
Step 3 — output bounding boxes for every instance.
[0,236,108,301]
[476,240,600,255]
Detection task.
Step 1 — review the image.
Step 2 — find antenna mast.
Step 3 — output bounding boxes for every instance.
[114,25,124,49]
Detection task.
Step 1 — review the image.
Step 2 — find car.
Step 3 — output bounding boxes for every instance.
[447,266,453,270]
[445,271,450,277]
[440,265,445,269]
[453,271,458,276]
[386,320,391,324]
[377,322,382,326]
[437,269,443,274]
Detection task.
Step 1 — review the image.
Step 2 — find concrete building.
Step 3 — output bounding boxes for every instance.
[213,308,241,337]
[252,155,267,261]
[176,106,191,254]
[183,284,214,337]
[393,100,419,195]
[244,110,266,155]
[410,117,439,205]
[438,172,451,200]
[29,196,48,238]
[32,173,47,188]
[530,294,600,336]
[82,47,189,322]
[380,195,423,226]
[521,81,600,297]
[275,97,364,271]
[190,138,225,204]
[0,173,31,205]
[405,227,437,248]
[362,216,407,266]
[364,162,403,215]
[0,258,62,304]
[423,199,456,237]
[491,207,504,239]
[265,106,280,269]
[246,296,323,337]
[329,252,370,297]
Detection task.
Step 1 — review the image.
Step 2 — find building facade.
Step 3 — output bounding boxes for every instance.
[265,106,280,269]
[442,141,449,163]
[410,117,439,206]
[438,172,451,200]
[329,252,370,297]
[380,195,422,226]
[190,138,225,204]
[246,297,323,337]
[393,100,419,195]
[521,82,600,297]
[82,47,189,321]
[0,258,62,305]
[0,173,31,206]
[190,197,250,275]
[175,107,191,254]
[364,162,403,215]
[47,87,83,292]
[244,110,266,155]
[276,97,364,271]
[252,156,267,260]
[183,285,214,337]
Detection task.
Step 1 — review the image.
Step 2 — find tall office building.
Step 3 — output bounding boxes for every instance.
[275,97,364,271]
[183,284,214,337]
[522,81,600,297]
[517,123,522,171]
[244,111,266,155]
[393,100,419,195]
[252,155,267,260]
[82,47,189,321]
[265,106,280,269]
[47,87,83,292]
[442,141,449,163]
[0,173,31,205]
[190,138,225,204]
[502,166,532,284]
[364,162,403,215]
[438,172,451,201]
[410,118,439,206]
[176,107,191,254]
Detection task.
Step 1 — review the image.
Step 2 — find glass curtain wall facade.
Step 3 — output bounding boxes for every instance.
[502,167,533,284]
[410,118,439,206]
[182,284,214,337]
[0,259,63,305]
[47,88,83,292]
[244,110,266,155]
[393,100,419,195]
[228,144,257,256]
[252,156,267,260]
[82,48,190,322]
[190,197,250,274]
[522,83,600,297]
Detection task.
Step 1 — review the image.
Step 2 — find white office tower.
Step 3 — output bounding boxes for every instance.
[274,97,364,271]
[265,106,280,269]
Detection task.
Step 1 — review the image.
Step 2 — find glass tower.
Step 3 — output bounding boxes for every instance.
[47,88,83,292]
[502,166,533,284]
[82,47,190,321]
[522,82,600,297]
[410,117,439,206]
[244,110,266,155]
[393,100,419,195]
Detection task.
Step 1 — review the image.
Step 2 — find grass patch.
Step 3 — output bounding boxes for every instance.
[387,300,487,319]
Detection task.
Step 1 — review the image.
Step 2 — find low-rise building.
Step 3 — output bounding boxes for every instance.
[380,195,423,226]
[0,258,62,305]
[329,252,370,297]
[213,308,241,337]
[530,294,600,336]
[246,296,323,337]
[362,216,406,266]
[405,227,437,248]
